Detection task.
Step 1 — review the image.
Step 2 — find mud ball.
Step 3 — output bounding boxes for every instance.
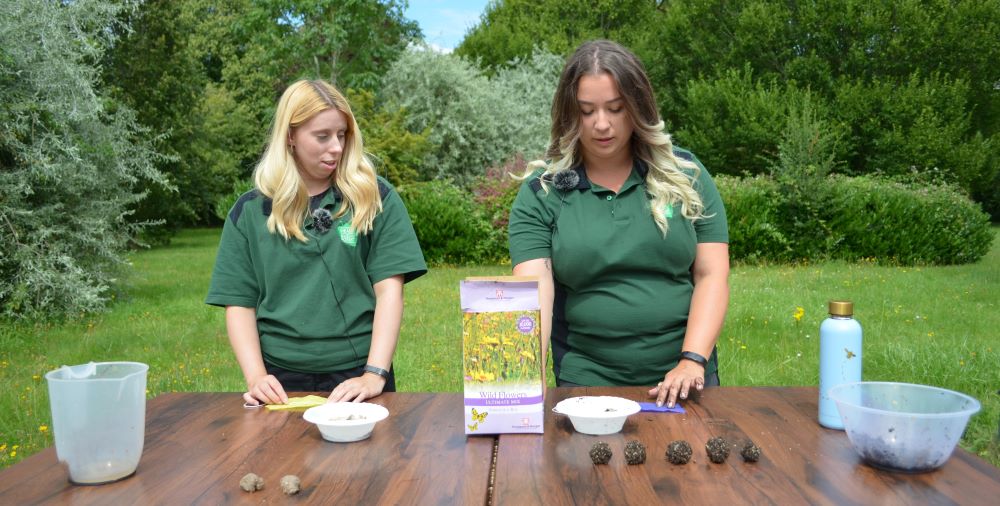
[741,441,762,462]
[666,440,693,465]
[239,473,264,493]
[280,475,301,495]
[624,440,647,465]
[705,436,731,464]
[589,441,613,465]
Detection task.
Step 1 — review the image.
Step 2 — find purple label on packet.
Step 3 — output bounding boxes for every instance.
[517,316,535,334]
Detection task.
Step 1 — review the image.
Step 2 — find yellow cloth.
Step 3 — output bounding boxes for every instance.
[264,395,328,411]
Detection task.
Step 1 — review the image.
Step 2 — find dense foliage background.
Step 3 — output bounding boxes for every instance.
[2,0,996,319]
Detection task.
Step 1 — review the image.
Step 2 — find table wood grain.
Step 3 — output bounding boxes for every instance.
[0,392,494,505]
[493,386,1000,506]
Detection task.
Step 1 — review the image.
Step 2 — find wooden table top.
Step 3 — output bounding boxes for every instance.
[0,392,494,505]
[493,386,1000,506]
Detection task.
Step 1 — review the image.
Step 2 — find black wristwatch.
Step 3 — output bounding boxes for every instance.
[679,351,708,367]
[363,364,390,379]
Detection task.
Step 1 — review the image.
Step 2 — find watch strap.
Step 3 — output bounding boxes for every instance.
[679,351,708,367]
[363,364,390,379]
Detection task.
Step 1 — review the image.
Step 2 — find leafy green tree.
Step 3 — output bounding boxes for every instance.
[224,0,421,132]
[1,0,166,319]
[460,0,1000,216]
[347,88,431,186]
[456,0,656,72]
[104,0,423,238]
[104,0,241,241]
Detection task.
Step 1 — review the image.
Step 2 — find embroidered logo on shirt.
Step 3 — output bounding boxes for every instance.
[337,222,358,246]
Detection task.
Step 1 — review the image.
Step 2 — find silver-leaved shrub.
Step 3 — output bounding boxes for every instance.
[0,0,167,319]
[381,45,562,183]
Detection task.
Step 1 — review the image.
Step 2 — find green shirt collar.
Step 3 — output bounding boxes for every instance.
[565,159,648,193]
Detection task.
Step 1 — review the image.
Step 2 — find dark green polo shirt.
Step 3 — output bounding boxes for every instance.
[508,149,728,386]
[206,177,427,373]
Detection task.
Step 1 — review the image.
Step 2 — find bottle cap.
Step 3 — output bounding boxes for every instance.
[828,300,853,316]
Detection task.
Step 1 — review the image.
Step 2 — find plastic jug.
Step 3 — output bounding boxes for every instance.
[45,361,148,484]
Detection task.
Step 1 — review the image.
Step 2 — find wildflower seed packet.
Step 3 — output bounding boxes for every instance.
[460,277,544,435]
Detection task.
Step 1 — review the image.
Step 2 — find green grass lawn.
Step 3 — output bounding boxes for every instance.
[1,227,997,469]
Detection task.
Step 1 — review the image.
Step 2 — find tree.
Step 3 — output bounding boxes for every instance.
[0,0,167,319]
[381,46,561,182]
[104,0,243,242]
[226,0,421,125]
[103,0,424,239]
[459,0,1000,215]
[456,0,656,72]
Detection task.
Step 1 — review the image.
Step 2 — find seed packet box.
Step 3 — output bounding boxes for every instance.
[460,277,544,435]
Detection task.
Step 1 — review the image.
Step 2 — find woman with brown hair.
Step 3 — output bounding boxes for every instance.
[509,40,730,408]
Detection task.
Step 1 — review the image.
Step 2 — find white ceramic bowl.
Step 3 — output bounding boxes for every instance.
[303,402,390,442]
[552,396,641,435]
[829,381,981,473]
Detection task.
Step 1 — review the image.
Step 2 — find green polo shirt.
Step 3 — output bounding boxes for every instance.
[206,177,427,373]
[508,148,728,386]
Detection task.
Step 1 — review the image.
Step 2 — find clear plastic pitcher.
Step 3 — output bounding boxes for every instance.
[45,361,148,484]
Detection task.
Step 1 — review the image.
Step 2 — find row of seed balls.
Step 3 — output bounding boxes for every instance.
[589,437,761,465]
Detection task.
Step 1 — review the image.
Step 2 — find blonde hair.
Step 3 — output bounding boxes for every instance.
[254,80,381,241]
[531,40,706,234]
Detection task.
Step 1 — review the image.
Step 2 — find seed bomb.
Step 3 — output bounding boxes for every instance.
[280,475,301,495]
[589,441,613,465]
[705,436,731,464]
[666,440,693,465]
[239,472,264,493]
[624,440,646,465]
[741,441,762,462]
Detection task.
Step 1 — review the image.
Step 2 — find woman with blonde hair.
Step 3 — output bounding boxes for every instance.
[509,40,729,408]
[207,80,426,405]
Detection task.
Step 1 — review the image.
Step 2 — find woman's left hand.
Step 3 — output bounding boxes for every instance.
[328,373,386,403]
[647,360,706,408]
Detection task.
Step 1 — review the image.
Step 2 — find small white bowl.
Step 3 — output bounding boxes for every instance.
[303,402,389,442]
[552,396,642,435]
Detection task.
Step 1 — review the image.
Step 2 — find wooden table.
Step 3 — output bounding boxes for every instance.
[0,392,494,505]
[3,388,999,505]
[493,386,1000,505]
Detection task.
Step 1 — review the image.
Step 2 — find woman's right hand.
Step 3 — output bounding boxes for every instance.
[243,374,288,406]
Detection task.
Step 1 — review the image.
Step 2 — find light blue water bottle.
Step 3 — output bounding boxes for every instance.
[818,300,862,429]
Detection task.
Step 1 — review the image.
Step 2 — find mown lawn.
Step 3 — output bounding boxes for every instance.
[1,227,996,469]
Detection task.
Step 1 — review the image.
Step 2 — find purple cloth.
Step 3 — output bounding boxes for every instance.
[638,402,686,413]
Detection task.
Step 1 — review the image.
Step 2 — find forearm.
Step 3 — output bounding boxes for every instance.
[225,305,267,387]
[682,242,731,360]
[682,274,729,359]
[512,258,554,365]
[368,276,404,370]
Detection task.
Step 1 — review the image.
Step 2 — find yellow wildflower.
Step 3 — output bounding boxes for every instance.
[39,425,48,433]
[793,307,805,322]
[520,350,535,360]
